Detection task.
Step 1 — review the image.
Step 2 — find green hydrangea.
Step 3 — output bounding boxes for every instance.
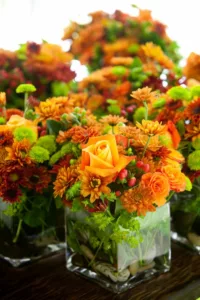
[16,84,36,93]
[167,86,191,101]
[185,177,192,191]
[36,135,56,155]
[192,138,200,150]
[0,117,6,124]
[14,127,37,144]
[133,107,146,123]
[49,151,62,166]
[29,146,50,163]
[188,150,200,170]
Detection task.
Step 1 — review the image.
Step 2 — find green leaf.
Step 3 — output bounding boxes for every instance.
[46,119,63,135]
[24,209,45,227]
[71,198,82,212]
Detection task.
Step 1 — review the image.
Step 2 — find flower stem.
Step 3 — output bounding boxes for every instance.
[142,135,151,158]
[24,92,28,116]
[13,219,23,243]
[143,101,148,120]
[88,237,105,267]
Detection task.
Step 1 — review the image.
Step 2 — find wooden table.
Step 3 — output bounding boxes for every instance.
[1,242,200,300]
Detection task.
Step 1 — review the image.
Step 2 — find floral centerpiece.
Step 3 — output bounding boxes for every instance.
[0,84,85,267]
[62,7,181,72]
[46,90,188,292]
[140,84,200,251]
[0,42,76,109]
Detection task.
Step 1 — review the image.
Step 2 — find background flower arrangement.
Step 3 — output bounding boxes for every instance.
[62,7,181,72]
[0,41,76,109]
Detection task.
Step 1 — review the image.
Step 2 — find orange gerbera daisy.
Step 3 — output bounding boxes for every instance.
[53,166,78,198]
[5,139,31,166]
[185,122,200,140]
[80,170,112,203]
[131,87,157,104]
[23,165,51,193]
[100,115,128,126]
[120,186,156,216]
[184,98,200,122]
[136,120,167,136]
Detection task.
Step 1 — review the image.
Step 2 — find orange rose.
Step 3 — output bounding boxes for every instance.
[161,165,186,192]
[81,134,134,177]
[141,172,170,206]
[6,115,38,137]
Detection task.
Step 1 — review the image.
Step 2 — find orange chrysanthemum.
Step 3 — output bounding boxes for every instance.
[118,126,141,139]
[35,97,73,124]
[139,42,174,69]
[131,133,161,152]
[5,139,31,166]
[183,52,200,81]
[0,129,13,146]
[120,186,156,216]
[80,170,112,203]
[100,115,128,126]
[131,87,157,104]
[136,120,167,136]
[56,126,101,144]
[185,122,200,140]
[110,57,134,66]
[53,166,78,198]
[184,98,200,123]
[0,92,6,106]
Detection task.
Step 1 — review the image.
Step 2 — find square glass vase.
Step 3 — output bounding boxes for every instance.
[171,191,200,253]
[65,204,171,293]
[0,200,65,267]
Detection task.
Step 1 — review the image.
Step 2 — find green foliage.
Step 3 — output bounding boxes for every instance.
[66,181,81,200]
[185,177,192,191]
[100,192,117,202]
[16,84,36,93]
[49,150,62,166]
[107,101,121,115]
[55,196,63,209]
[14,127,37,144]
[46,119,63,135]
[167,86,191,101]
[61,142,81,158]
[127,44,139,54]
[112,66,127,76]
[71,198,83,212]
[190,86,200,98]
[105,20,123,42]
[176,120,185,136]
[24,209,45,227]
[87,212,114,231]
[152,98,166,108]
[29,146,50,163]
[188,150,200,170]
[36,135,57,155]
[192,138,200,150]
[0,117,6,124]
[133,107,146,123]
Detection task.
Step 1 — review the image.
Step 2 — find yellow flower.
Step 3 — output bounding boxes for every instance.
[80,171,112,203]
[140,42,174,69]
[131,87,157,104]
[136,120,167,136]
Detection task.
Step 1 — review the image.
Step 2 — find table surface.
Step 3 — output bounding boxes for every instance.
[1,242,200,300]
